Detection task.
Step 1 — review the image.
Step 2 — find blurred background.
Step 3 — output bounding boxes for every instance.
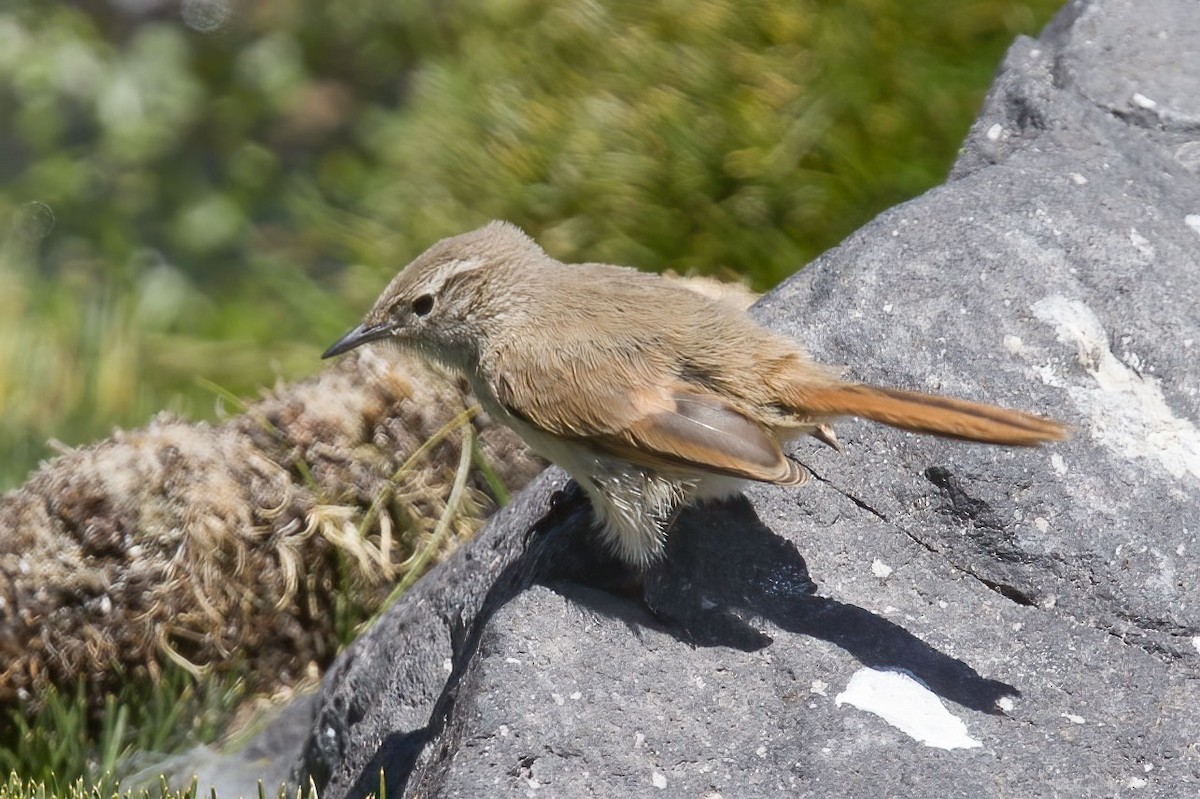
[0,0,1062,489]
[1,0,1067,790]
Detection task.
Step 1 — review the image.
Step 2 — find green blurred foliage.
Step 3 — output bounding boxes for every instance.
[0,0,1063,489]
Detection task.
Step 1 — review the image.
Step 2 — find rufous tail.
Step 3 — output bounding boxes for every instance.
[789,383,1068,447]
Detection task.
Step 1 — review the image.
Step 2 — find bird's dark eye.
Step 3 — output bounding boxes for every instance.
[412,294,434,316]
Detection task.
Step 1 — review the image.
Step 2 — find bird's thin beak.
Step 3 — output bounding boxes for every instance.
[321,322,393,359]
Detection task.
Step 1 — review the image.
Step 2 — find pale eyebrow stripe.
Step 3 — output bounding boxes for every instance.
[430,257,485,289]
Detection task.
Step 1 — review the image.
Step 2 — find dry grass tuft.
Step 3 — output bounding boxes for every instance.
[0,348,543,707]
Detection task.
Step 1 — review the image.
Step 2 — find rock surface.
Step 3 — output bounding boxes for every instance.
[278,0,1200,796]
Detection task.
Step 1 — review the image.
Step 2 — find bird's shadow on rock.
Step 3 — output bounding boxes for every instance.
[340,482,1015,799]
[545,490,1017,714]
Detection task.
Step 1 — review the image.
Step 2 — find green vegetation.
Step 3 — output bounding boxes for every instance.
[0,0,1062,489]
[0,0,1064,793]
[0,665,246,794]
[0,771,317,799]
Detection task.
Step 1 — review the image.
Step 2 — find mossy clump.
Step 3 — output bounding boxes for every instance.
[0,349,543,708]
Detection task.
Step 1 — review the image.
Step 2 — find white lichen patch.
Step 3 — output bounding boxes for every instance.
[1032,296,1200,481]
[835,668,982,750]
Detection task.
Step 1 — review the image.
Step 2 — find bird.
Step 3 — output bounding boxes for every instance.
[323,221,1067,569]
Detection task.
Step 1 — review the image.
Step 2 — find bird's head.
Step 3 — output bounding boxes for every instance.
[322,220,543,367]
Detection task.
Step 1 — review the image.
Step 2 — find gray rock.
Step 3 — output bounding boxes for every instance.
[288,0,1200,796]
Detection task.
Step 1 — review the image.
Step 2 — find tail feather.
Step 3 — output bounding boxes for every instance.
[789,383,1068,447]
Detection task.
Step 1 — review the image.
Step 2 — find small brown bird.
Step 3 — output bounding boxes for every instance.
[324,222,1066,568]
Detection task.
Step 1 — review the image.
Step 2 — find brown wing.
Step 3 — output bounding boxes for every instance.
[593,389,806,484]
[488,341,805,486]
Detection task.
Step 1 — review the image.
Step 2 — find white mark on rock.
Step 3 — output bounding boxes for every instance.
[997,696,1015,713]
[1003,334,1025,355]
[1069,172,1088,185]
[811,679,828,697]
[871,559,893,579]
[986,123,1004,141]
[1176,142,1200,172]
[1185,214,1200,236]
[1131,92,1158,110]
[1050,453,1067,476]
[1034,517,1050,533]
[1128,228,1155,259]
[1032,296,1200,481]
[834,668,982,750]
[1128,226,1156,257]
[1062,713,1086,724]
[1122,349,1144,373]
[1192,636,1200,654]
[651,771,668,789]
